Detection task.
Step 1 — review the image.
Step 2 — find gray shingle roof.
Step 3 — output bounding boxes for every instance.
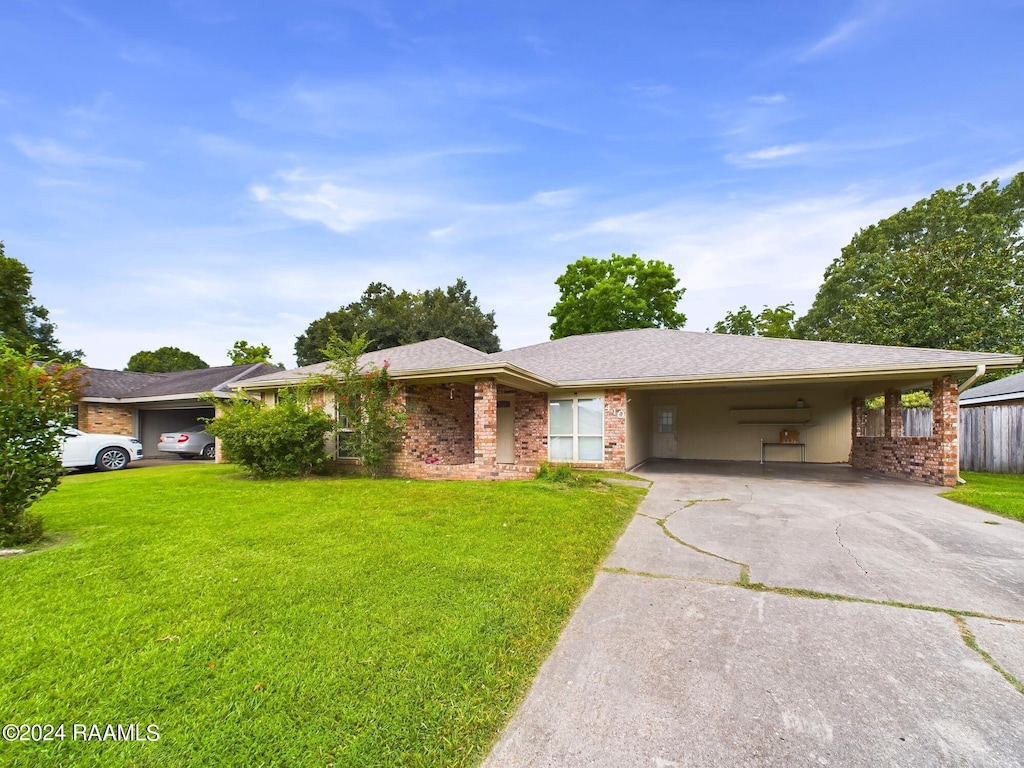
[80,363,281,400]
[238,337,491,387]
[232,329,1022,391]
[488,329,1020,384]
[960,370,1024,404]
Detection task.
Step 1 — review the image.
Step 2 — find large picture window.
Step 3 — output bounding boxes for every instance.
[549,396,604,462]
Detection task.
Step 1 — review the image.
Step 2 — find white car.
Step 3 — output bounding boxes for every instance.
[61,428,144,471]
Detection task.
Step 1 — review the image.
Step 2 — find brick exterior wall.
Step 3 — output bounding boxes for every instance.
[78,403,135,435]
[507,388,548,466]
[603,388,627,470]
[849,376,960,486]
[338,380,627,480]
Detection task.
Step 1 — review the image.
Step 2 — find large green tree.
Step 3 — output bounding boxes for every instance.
[796,173,1024,353]
[228,340,276,366]
[0,242,81,362]
[126,347,209,373]
[712,303,797,338]
[295,279,500,366]
[549,253,686,340]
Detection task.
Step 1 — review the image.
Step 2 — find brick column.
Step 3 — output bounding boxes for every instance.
[473,378,497,473]
[603,389,627,469]
[851,397,866,439]
[884,389,903,438]
[932,376,959,485]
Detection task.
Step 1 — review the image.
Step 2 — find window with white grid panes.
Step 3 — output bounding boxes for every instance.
[548,395,603,462]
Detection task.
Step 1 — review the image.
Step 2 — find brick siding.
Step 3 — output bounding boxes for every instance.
[78,403,134,435]
[850,377,960,486]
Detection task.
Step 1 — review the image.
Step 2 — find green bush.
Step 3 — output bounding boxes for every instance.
[0,342,81,546]
[205,393,334,478]
[535,462,600,486]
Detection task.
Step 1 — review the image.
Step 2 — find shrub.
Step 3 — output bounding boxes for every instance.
[0,342,81,546]
[535,462,600,486]
[205,391,334,478]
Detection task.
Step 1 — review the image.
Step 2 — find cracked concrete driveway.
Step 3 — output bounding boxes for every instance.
[483,460,1024,768]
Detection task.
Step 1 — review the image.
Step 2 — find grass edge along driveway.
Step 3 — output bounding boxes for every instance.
[941,471,1024,522]
[0,464,645,768]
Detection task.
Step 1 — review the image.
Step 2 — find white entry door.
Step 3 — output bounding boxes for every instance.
[652,406,678,458]
[496,398,515,464]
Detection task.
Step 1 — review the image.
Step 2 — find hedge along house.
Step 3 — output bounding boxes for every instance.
[234,329,1021,487]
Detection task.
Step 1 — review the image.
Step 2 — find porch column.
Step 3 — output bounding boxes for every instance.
[474,378,497,472]
[851,397,867,439]
[932,376,960,486]
[883,388,903,438]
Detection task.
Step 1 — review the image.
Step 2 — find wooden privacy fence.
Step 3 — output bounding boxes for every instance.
[960,403,1024,474]
[866,405,1022,472]
[864,408,933,438]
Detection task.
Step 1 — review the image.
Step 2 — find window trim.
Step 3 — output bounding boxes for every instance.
[548,393,604,463]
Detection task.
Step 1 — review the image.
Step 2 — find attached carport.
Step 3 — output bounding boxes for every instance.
[614,345,1024,487]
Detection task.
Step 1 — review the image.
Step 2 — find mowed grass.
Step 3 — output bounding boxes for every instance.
[0,464,644,768]
[941,471,1024,522]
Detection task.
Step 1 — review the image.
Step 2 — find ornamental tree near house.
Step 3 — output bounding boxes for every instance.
[321,332,407,479]
[0,341,82,545]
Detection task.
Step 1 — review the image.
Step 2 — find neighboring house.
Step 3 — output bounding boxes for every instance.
[235,329,1022,487]
[75,363,280,457]
[959,370,1024,474]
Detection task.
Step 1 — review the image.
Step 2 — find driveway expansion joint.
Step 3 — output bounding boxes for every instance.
[628,500,1024,698]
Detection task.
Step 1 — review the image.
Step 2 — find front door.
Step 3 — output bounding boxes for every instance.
[496,398,515,464]
[652,406,677,458]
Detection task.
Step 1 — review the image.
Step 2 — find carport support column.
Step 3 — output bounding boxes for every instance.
[883,389,903,438]
[851,397,867,439]
[932,376,959,486]
[474,378,498,476]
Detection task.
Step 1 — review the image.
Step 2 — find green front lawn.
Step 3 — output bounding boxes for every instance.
[0,465,644,768]
[941,471,1024,522]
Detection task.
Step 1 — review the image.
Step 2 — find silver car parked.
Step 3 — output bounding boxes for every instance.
[157,426,216,460]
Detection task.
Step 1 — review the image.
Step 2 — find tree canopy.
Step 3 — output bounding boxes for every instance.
[294,278,500,366]
[0,242,81,362]
[795,173,1024,353]
[711,303,797,338]
[549,253,686,340]
[228,340,276,366]
[126,347,209,373]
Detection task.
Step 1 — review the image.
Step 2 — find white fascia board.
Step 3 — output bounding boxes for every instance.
[960,392,1024,406]
[555,359,1024,391]
[234,363,556,393]
[80,392,231,404]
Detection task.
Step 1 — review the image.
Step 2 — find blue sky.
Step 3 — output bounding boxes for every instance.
[2,1,1022,369]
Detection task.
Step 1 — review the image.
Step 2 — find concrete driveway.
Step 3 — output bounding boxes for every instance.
[484,461,1024,767]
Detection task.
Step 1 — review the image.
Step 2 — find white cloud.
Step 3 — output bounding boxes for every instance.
[250,171,426,233]
[749,94,787,105]
[10,136,140,168]
[532,189,581,207]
